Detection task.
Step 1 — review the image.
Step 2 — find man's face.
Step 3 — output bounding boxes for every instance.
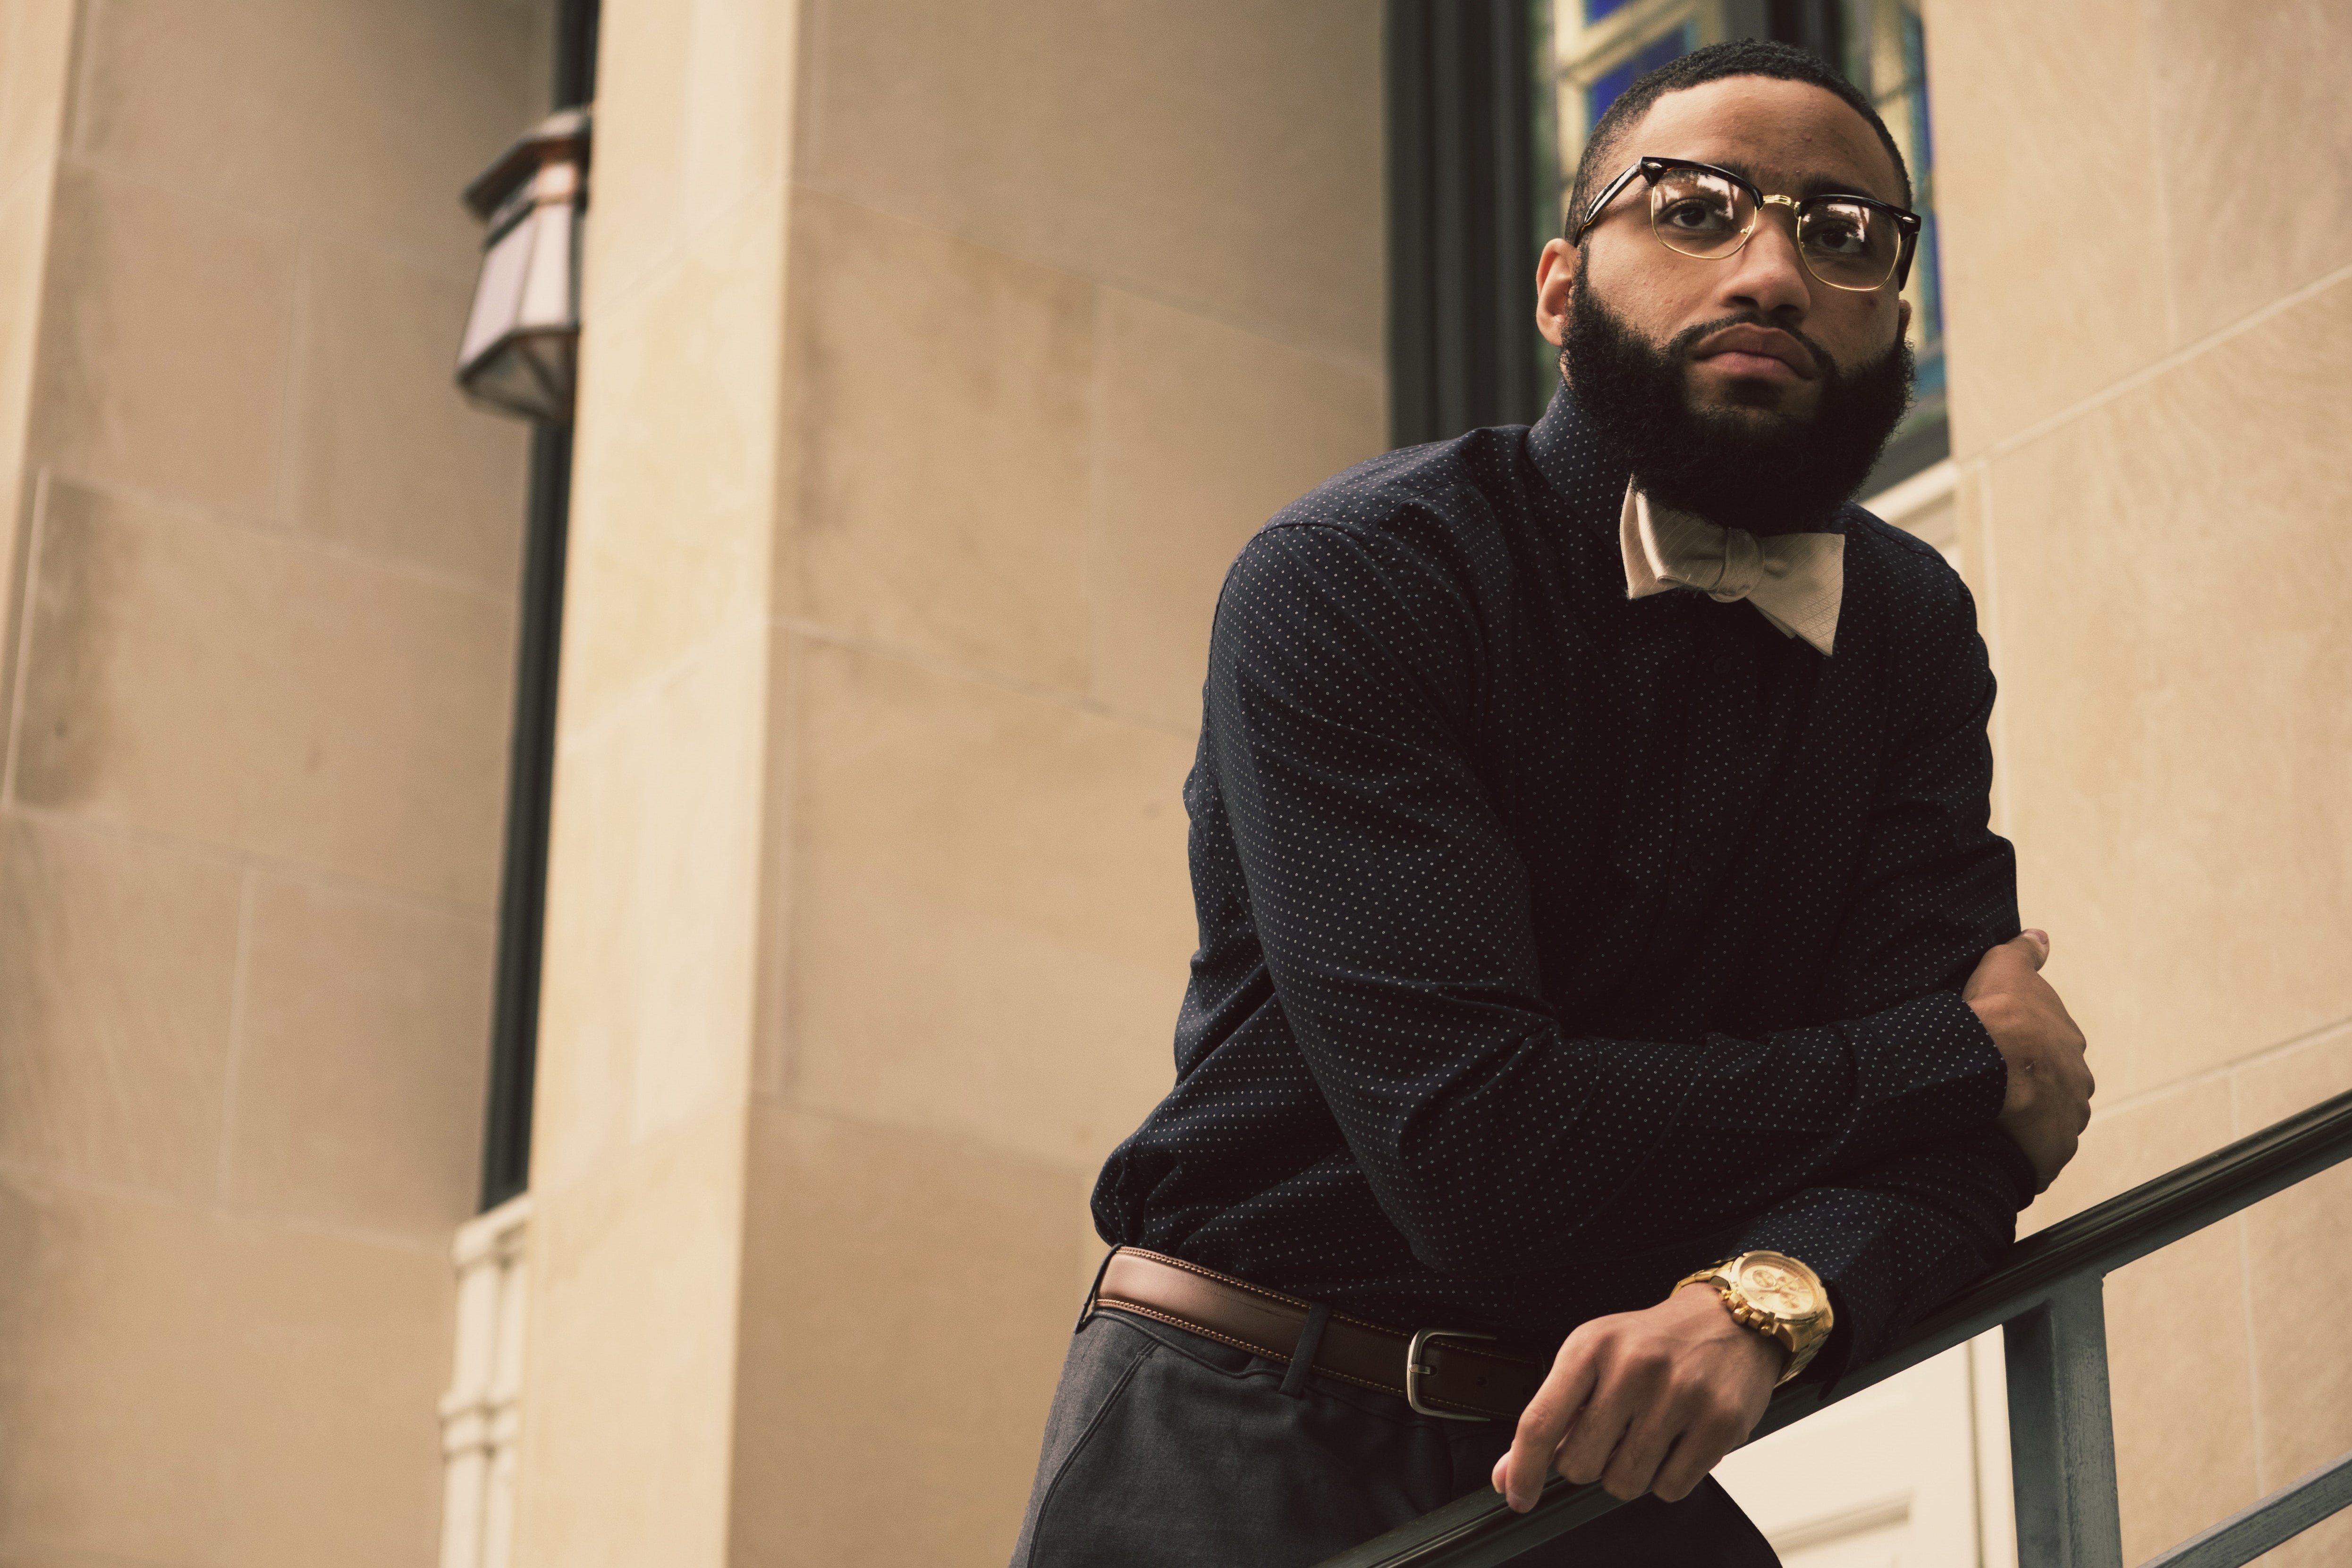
[1534,76,1916,527]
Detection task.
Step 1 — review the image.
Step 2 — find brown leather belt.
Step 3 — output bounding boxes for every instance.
[1086,1247,1545,1424]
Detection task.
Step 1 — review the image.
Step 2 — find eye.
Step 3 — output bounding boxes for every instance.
[1804,202,1883,254]
[1658,195,1736,232]
[1804,217,1871,256]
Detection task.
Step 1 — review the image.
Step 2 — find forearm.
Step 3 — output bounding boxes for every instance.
[1288,985,2007,1278]
[1718,1126,2034,1376]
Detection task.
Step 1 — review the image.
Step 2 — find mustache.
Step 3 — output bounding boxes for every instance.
[1666,309,1834,379]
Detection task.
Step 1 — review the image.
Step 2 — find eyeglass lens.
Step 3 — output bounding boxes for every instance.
[1647,167,1901,291]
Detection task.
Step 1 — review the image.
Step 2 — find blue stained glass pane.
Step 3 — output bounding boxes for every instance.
[1902,10,1934,170]
[1584,0,1636,19]
[1918,211,1946,343]
[1587,27,1692,128]
[1913,349,1946,401]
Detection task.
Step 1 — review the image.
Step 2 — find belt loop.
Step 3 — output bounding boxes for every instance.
[1279,1301,1333,1399]
[1075,1247,1120,1332]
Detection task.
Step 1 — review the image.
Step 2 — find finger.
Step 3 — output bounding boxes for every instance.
[1598,1402,1681,1501]
[1965,936,2040,999]
[1556,1360,1647,1487]
[1501,1345,1599,1511]
[2017,929,2050,970]
[1651,1423,1738,1503]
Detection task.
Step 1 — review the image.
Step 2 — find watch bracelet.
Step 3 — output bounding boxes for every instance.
[1675,1257,1827,1387]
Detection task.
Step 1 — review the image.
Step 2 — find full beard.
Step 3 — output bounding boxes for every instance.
[1561,256,1914,535]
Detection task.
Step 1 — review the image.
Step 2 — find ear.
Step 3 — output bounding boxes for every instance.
[1537,237,1577,349]
[1897,296,1913,341]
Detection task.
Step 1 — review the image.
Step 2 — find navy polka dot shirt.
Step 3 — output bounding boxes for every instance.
[1093,387,2037,1376]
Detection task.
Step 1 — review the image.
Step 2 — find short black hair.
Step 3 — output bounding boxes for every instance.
[1565,39,1912,238]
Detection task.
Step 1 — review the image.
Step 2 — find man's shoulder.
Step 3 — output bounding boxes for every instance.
[1840,502,1977,638]
[1229,425,1544,612]
[1205,426,1554,687]
[1260,425,1525,553]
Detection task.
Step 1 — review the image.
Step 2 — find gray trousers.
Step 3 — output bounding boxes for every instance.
[1011,1308,1779,1567]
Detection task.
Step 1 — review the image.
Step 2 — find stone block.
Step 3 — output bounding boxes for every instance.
[30,165,295,514]
[0,1175,453,1568]
[795,0,1383,367]
[226,873,496,1238]
[788,189,1093,695]
[731,1106,1083,1567]
[0,814,240,1197]
[787,639,1195,1172]
[13,480,516,905]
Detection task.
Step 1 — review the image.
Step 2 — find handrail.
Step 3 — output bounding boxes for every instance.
[1314,1083,2352,1568]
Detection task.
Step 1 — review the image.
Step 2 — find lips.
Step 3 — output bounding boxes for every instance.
[1692,324,1819,380]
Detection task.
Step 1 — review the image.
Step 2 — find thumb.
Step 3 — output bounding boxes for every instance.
[2016,929,2050,970]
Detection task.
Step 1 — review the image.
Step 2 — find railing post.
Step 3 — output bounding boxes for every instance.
[2005,1275,2124,1568]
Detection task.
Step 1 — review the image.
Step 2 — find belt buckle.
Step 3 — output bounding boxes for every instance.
[1404,1326,1497,1421]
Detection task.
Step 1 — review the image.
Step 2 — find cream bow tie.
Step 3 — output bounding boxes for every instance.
[1618,482,1845,655]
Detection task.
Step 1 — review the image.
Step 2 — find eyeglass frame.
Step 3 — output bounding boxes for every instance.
[1570,155,1922,292]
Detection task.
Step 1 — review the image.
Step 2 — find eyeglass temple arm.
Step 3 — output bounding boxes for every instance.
[1570,161,1650,244]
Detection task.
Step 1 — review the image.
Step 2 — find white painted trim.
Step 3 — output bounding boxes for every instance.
[440,1194,532,1568]
[1863,457,1958,531]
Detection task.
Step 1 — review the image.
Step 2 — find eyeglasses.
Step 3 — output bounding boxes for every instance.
[1572,156,1922,293]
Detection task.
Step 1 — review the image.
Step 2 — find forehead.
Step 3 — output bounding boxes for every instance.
[1616,76,1903,203]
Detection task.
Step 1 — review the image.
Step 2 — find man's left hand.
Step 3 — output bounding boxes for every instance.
[1491,1283,1780,1511]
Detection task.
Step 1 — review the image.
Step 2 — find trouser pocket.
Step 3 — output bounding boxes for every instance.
[1008,1314,1160,1568]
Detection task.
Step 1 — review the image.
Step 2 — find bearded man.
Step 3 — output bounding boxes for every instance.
[1010,39,2092,1568]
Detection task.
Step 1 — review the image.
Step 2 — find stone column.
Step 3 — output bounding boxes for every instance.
[514,1,1386,1562]
[0,1,543,1563]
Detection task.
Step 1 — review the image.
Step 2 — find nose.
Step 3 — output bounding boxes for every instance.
[1721,204,1812,323]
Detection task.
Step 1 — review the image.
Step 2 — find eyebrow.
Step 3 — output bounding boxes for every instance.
[1683,156,1899,206]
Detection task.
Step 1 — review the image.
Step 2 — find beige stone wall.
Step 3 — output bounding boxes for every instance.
[1928,2,2352,1562]
[516,1,1385,1563]
[0,1,547,1562]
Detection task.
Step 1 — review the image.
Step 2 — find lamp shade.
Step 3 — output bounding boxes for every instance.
[457,108,590,423]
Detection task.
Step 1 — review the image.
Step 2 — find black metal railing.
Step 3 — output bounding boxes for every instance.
[1315,1085,2352,1568]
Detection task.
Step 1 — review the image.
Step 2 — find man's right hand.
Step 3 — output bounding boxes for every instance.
[1964,930,2092,1192]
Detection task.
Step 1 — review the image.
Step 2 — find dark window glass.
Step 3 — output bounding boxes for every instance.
[1586,26,1695,126]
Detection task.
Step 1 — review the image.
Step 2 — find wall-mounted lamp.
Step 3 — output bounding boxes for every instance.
[457,107,590,422]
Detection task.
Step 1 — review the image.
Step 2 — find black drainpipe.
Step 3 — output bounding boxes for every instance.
[480,0,600,1212]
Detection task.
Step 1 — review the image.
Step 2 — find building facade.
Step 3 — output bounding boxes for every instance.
[0,2,2344,1566]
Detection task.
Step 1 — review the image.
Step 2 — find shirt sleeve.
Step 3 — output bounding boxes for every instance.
[1205,521,2020,1284]
[1724,1128,2030,1375]
[1726,541,2038,1368]
[1816,537,2025,1018]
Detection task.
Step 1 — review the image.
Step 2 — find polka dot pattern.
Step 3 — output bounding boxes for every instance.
[1093,388,2038,1375]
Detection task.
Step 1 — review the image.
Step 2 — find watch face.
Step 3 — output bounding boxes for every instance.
[1735,1254,1820,1319]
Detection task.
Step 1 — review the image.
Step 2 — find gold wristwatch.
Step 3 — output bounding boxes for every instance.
[1675,1251,1834,1386]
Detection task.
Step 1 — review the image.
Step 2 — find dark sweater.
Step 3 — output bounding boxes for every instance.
[1093,386,2035,1377]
